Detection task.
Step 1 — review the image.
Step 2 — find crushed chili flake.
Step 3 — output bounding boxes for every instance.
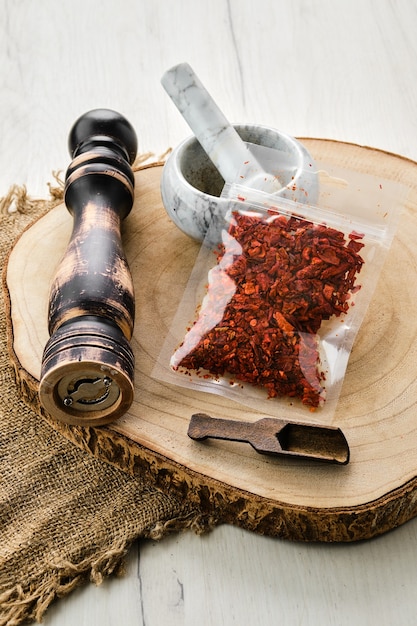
[174,212,364,408]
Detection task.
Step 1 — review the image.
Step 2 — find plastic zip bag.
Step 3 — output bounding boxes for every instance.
[154,152,407,424]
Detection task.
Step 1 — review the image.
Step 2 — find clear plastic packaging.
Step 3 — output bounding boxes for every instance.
[154,147,407,424]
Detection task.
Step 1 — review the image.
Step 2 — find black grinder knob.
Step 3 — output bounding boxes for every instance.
[39,109,137,426]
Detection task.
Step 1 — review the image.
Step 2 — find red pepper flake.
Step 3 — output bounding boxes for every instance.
[174,212,364,408]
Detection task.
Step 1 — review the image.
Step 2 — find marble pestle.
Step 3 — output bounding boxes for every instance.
[161,62,283,194]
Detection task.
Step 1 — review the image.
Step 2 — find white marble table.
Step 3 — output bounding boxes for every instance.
[2,1,417,624]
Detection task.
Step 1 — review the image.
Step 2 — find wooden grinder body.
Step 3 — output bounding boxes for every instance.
[39,109,137,426]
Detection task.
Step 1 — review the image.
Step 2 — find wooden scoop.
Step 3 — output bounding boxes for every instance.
[188,413,350,465]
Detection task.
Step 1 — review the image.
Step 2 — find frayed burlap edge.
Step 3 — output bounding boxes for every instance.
[0,507,209,626]
[0,512,210,626]
[0,542,129,626]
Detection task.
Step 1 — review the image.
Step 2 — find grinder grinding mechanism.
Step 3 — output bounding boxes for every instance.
[39,109,137,426]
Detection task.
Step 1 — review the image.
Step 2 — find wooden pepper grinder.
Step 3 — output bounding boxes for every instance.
[39,109,137,426]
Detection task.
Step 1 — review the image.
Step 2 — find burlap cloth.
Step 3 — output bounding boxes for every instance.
[0,175,201,626]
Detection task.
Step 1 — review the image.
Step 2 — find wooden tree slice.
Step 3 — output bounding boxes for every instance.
[5,141,417,541]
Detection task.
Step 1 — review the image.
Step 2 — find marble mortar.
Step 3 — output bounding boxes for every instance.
[160,124,318,241]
